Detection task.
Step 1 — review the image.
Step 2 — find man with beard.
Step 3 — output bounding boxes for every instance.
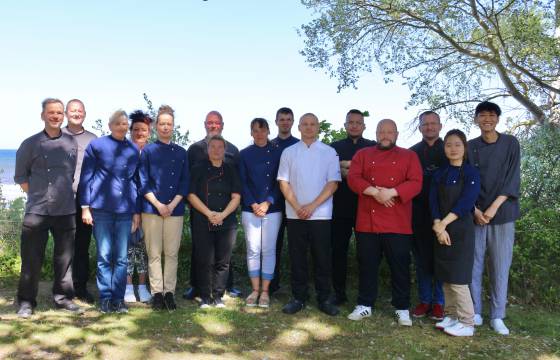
[347,119,422,326]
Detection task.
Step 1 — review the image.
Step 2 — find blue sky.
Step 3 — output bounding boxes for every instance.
[1,0,454,149]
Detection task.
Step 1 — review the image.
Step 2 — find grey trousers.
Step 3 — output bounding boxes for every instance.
[470,221,515,319]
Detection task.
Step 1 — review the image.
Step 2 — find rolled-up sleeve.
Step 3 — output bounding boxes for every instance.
[277,150,291,182]
[499,138,520,199]
[326,150,342,182]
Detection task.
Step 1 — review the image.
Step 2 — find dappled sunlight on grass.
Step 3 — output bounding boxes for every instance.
[193,311,234,336]
[272,329,310,348]
[536,355,560,360]
[292,317,341,340]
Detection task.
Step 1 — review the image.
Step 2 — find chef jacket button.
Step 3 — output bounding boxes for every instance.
[372,209,375,213]
[371,177,374,181]
[392,161,396,165]
[171,172,175,175]
[390,177,394,181]
[170,186,173,189]
[453,180,456,184]
[47,168,51,172]
[372,161,375,164]
[471,181,475,184]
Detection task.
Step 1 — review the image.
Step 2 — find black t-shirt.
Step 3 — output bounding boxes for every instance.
[189,160,242,231]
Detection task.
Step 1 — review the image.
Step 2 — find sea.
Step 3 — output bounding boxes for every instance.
[0,149,26,202]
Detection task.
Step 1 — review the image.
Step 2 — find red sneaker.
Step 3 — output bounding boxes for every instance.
[412,303,431,318]
[430,303,444,320]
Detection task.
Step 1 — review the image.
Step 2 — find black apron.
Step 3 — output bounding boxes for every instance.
[434,167,475,285]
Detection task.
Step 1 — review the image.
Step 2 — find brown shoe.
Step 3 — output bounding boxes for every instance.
[245,290,259,307]
[258,291,270,308]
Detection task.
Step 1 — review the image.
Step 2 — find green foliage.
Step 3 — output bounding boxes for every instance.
[318,120,346,144]
[300,0,560,125]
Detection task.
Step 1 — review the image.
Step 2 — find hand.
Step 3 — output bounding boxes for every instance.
[296,203,316,220]
[131,214,141,233]
[256,201,270,217]
[208,211,224,226]
[156,202,172,217]
[474,207,488,225]
[437,230,451,246]
[82,207,93,226]
[483,205,498,223]
[432,221,446,235]
[373,187,396,205]
[167,202,177,215]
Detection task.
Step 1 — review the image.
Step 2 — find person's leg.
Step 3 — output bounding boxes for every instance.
[270,213,286,293]
[486,222,515,320]
[452,284,475,326]
[111,213,132,303]
[355,232,382,308]
[309,220,333,303]
[92,210,114,302]
[442,283,457,318]
[143,213,164,294]
[287,219,310,302]
[72,199,93,296]
[470,225,488,316]
[331,217,353,301]
[382,233,412,310]
[17,213,49,307]
[213,228,236,299]
[50,214,76,306]
[412,241,433,305]
[242,212,262,302]
[193,224,213,300]
[261,212,282,291]
[162,215,184,294]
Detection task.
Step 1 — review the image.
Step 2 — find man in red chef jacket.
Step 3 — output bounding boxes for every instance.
[346,119,422,326]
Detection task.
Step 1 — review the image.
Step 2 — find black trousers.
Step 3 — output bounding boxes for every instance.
[189,218,235,291]
[331,217,355,297]
[270,214,287,290]
[17,213,76,306]
[356,232,411,310]
[72,200,93,293]
[287,219,332,303]
[192,225,236,299]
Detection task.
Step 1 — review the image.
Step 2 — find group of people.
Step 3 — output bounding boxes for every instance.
[14,98,520,338]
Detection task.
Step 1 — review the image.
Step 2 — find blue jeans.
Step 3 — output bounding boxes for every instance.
[92,210,132,303]
[414,249,444,305]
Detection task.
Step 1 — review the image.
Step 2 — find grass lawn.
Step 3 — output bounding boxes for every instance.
[0,282,558,359]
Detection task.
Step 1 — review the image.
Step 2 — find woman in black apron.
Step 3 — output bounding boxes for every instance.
[429,129,480,337]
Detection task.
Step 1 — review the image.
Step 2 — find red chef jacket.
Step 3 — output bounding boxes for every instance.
[347,145,422,234]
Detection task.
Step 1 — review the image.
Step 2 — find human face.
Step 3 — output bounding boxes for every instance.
[419,113,442,142]
[208,139,225,163]
[156,114,174,143]
[251,124,269,147]
[65,101,86,128]
[109,116,129,141]
[276,113,294,136]
[444,134,465,164]
[41,102,65,132]
[298,115,319,142]
[376,120,398,150]
[475,110,499,133]
[344,113,365,139]
[205,114,224,137]
[131,122,150,148]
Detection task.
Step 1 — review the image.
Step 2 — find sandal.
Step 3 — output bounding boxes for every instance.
[258,290,270,308]
[246,290,259,307]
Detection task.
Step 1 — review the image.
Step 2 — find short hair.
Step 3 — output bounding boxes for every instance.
[157,104,175,123]
[418,110,440,124]
[443,129,468,160]
[129,110,153,130]
[109,109,128,125]
[475,101,501,117]
[299,113,319,123]
[346,109,363,117]
[276,107,294,120]
[206,110,223,123]
[41,98,64,112]
[207,134,226,148]
[250,118,269,131]
[66,99,85,112]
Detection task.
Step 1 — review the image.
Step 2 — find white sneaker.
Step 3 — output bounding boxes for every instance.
[124,285,136,303]
[347,305,372,321]
[435,316,459,330]
[138,285,152,303]
[444,322,475,337]
[473,313,483,326]
[395,310,412,326]
[490,319,510,335]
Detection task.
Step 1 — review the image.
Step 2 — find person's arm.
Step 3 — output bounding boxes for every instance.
[14,139,31,193]
[392,151,423,203]
[215,193,241,223]
[144,192,172,217]
[298,181,338,219]
[279,180,302,215]
[79,142,97,225]
[347,150,372,195]
[187,193,213,218]
[238,154,258,213]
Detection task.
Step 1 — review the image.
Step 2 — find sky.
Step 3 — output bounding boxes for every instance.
[0,0,486,150]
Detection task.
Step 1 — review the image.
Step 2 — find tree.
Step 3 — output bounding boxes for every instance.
[300,0,560,128]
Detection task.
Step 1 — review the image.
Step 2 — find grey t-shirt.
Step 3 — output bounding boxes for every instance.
[62,126,97,193]
[14,130,78,216]
[467,133,520,224]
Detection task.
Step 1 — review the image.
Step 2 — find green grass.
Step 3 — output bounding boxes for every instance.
[0,283,558,359]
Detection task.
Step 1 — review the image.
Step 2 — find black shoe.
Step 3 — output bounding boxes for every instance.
[332,293,348,306]
[182,287,198,300]
[164,292,177,311]
[318,301,340,316]
[99,299,112,314]
[282,299,305,314]
[16,301,33,318]
[152,293,164,310]
[226,287,242,298]
[113,301,128,314]
[75,289,95,304]
[55,300,85,314]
